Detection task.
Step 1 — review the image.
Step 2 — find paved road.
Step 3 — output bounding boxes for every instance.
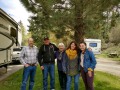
[0,65,23,81]
[96,57,120,77]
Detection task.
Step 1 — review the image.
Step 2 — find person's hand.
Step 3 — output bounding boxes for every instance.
[88,71,92,77]
[40,66,44,70]
[88,47,92,51]
[24,64,29,67]
[35,63,38,66]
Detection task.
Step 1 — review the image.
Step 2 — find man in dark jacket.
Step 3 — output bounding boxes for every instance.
[38,37,58,90]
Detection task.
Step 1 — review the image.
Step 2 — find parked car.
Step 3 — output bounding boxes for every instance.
[12,48,22,63]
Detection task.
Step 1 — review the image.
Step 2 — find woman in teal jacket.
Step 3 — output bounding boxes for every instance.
[79,42,97,90]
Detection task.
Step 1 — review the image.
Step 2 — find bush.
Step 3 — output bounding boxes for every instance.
[109,25,120,45]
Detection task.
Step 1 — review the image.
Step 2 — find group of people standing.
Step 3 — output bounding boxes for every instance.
[20,37,97,90]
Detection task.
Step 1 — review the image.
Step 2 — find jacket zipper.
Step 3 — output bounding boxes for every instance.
[49,46,51,62]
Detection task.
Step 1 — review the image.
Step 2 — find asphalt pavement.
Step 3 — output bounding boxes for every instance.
[0,64,23,81]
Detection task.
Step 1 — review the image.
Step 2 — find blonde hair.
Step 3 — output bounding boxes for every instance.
[58,43,65,48]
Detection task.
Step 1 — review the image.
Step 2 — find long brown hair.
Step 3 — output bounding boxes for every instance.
[67,41,79,52]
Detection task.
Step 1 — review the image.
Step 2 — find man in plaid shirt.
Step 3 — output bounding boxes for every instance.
[20,38,38,90]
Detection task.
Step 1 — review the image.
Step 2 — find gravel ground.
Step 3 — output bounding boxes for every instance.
[96,57,120,77]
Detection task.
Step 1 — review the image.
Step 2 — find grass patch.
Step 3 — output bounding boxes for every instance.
[110,58,120,61]
[96,54,120,61]
[0,66,120,90]
[96,45,120,61]
[96,54,108,58]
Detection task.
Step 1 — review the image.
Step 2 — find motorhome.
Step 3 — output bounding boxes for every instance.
[0,8,21,71]
[84,39,101,54]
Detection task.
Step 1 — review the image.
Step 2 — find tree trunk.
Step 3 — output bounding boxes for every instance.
[74,0,84,44]
[74,24,84,44]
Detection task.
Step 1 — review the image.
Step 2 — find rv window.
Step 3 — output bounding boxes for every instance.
[89,43,97,47]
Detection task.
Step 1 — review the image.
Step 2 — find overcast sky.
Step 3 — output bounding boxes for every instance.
[0,0,32,30]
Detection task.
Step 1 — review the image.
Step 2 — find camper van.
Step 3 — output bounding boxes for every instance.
[0,8,21,71]
[84,39,101,54]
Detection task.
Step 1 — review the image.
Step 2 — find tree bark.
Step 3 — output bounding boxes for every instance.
[74,0,84,44]
[74,23,84,44]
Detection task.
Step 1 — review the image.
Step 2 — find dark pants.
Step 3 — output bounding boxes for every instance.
[58,70,67,90]
[42,64,55,90]
[21,66,36,90]
[81,67,94,90]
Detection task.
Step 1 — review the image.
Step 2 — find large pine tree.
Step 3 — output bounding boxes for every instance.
[20,0,120,44]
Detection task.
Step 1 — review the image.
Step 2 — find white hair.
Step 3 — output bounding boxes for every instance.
[58,43,65,48]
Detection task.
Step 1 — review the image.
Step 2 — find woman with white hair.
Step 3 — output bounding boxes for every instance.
[55,43,67,90]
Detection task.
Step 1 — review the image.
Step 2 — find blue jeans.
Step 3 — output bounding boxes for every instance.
[21,66,36,90]
[42,64,55,90]
[66,74,80,90]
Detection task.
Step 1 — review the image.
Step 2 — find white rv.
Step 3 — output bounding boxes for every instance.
[0,8,21,70]
[84,39,101,54]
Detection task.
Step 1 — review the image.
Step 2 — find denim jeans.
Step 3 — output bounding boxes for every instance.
[21,66,36,90]
[42,64,55,90]
[66,74,80,90]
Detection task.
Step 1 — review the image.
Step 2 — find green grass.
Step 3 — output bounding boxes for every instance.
[96,54,120,61]
[0,66,120,90]
[110,57,120,61]
[96,54,108,58]
[96,45,120,61]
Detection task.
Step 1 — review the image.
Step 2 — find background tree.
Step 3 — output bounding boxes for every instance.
[20,0,120,45]
[19,21,31,46]
[109,17,120,45]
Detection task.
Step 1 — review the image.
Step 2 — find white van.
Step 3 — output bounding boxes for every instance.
[84,39,101,54]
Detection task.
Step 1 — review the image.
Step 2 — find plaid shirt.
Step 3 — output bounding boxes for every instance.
[20,46,38,65]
